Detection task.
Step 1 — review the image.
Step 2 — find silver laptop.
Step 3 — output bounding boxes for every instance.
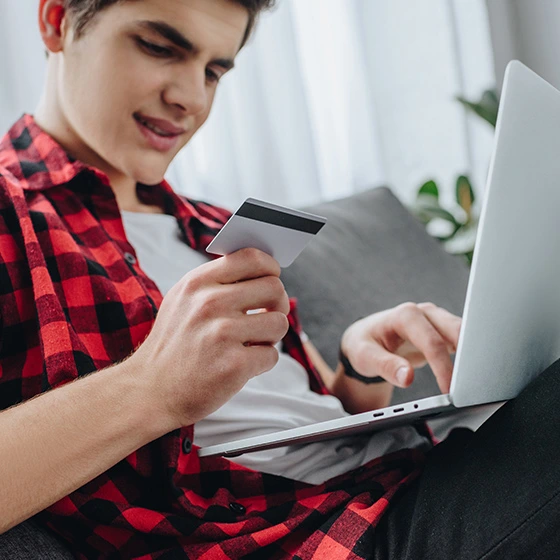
[198,61,560,459]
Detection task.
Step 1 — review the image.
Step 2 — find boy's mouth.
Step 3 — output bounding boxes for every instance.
[133,113,185,138]
[133,113,186,152]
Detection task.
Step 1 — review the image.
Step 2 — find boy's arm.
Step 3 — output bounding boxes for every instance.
[0,248,289,534]
[305,303,461,415]
[304,340,394,412]
[0,361,173,534]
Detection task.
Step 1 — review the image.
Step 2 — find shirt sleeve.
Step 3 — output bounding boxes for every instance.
[0,175,43,410]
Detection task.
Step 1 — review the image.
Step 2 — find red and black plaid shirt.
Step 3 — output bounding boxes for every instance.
[0,115,426,559]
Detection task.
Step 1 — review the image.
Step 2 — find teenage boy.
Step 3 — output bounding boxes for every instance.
[2,1,560,559]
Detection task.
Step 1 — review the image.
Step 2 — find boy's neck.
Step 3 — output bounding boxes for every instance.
[109,174,163,214]
[35,91,163,215]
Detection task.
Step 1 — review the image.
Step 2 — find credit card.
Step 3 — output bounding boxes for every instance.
[206,198,327,267]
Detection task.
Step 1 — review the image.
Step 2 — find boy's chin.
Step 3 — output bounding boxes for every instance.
[137,176,166,187]
[133,168,167,187]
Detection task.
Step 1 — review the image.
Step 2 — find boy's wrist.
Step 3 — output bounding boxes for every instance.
[114,356,183,441]
[331,360,394,414]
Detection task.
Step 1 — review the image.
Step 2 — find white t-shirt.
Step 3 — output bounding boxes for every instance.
[122,210,431,484]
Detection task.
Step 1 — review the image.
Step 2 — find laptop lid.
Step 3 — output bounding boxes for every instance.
[450,60,560,407]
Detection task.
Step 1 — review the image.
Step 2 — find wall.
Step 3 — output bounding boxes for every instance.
[487,0,560,89]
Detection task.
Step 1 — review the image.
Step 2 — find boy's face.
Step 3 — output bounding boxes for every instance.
[49,0,248,186]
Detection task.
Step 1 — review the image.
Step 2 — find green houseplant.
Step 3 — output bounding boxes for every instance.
[410,89,499,265]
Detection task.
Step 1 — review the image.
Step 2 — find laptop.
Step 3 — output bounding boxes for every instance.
[198,61,560,459]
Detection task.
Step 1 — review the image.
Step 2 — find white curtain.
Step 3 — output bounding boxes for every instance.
[0,0,495,210]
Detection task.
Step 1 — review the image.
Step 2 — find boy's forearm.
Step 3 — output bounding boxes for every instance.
[0,360,175,534]
[330,363,394,414]
[304,341,394,413]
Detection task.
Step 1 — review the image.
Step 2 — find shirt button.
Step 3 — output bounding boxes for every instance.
[229,502,246,515]
[182,437,192,454]
[124,252,137,265]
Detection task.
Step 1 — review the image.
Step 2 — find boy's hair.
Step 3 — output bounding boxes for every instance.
[64,0,276,47]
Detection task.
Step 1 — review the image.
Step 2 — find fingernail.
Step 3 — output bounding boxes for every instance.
[396,367,409,386]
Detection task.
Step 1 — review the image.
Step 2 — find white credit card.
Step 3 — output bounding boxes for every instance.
[206,198,327,268]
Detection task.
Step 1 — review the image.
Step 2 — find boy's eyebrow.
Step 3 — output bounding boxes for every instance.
[136,20,235,70]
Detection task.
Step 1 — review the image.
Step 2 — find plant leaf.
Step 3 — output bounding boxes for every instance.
[433,221,462,242]
[413,200,460,226]
[417,180,439,201]
[443,221,478,254]
[456,175,475,219]
[426,218,457,239]
[456,88,499,128]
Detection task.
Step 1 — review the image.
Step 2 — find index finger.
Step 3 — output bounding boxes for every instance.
[207,248,282,284]
[391,304,455,393]
[417,303,462,352]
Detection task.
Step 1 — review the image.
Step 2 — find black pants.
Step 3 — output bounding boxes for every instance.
[373,356,560,560]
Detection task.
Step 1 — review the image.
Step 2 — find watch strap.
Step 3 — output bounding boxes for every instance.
[339,348,387,385]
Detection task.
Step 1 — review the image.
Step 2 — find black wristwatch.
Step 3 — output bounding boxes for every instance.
[339,348,387,385]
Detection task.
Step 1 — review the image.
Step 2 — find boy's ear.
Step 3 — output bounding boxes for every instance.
[39,0,68,54]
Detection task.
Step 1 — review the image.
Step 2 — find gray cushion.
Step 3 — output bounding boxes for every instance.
[0,520,74,559]
[281,186,470,403]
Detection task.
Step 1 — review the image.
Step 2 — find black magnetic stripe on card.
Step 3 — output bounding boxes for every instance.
[236,202,325,234]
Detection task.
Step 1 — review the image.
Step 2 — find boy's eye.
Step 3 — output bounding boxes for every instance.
[137,38,173,58]
[206,69,221,83]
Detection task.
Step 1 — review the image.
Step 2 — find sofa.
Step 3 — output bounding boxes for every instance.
[0,186,471,558]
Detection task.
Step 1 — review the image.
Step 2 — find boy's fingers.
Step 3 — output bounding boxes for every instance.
[212,248,281,284]
[417,303,462,351]
[388,304,454,393]
[350,339,414,387]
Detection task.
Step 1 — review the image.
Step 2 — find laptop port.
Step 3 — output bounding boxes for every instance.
[373,412,385,418]
[393,407,404,413]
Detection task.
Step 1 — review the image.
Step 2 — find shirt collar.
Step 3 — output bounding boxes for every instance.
[0,114,229,250]
[0,114,103,191]
[0,115,184,210]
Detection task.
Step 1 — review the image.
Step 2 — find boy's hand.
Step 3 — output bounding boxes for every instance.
[129,248,290,429]
[340,303,462,394]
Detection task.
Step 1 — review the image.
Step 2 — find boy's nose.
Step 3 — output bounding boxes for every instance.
[162,66,208,116]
